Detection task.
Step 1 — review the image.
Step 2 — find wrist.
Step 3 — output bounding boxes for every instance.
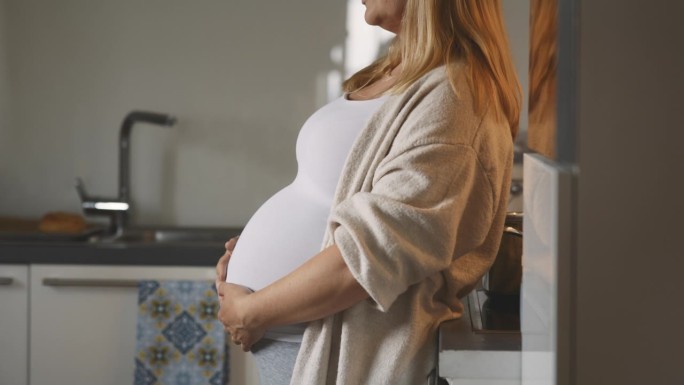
[239,291,270,331]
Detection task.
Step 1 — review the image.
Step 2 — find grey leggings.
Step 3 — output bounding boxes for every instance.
[251,338,302,385]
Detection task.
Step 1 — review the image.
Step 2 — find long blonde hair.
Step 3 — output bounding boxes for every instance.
[527,0,558,158]
[343,0,522,138]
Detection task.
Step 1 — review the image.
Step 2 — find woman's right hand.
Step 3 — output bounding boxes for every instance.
[215,236,239,292]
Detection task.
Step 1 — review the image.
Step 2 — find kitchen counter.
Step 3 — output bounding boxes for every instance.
[0,242,222,266]
[438,289,522,384]
[0,227,242,266]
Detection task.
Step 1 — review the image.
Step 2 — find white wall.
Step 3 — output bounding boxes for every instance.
[576,0,684,384]
[0,0,10,153]
[0,0,346,227]
[502,0,530,136]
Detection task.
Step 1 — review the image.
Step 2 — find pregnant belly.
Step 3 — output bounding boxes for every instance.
[226,183,329,291]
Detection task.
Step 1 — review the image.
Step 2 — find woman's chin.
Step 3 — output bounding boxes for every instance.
[364,14,399,34]
[364,12,376,27]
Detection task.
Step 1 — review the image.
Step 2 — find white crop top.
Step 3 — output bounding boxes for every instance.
[226,95,387,293]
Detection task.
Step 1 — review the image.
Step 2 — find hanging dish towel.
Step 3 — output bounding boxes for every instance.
[134,280,229,385]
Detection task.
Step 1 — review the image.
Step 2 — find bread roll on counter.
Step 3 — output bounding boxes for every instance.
[38,212,87,234]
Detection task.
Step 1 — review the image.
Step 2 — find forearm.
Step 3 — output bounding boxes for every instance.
[243,244,369,329]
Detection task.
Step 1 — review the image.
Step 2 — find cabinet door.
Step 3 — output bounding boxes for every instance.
[29,264,215,385]
[0,264,29,385]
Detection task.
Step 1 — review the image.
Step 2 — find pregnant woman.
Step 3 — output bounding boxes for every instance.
[224,94,388,384]
[216,0,521,384]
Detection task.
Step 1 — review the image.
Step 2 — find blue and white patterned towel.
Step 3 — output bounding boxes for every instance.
[134,280,229,385]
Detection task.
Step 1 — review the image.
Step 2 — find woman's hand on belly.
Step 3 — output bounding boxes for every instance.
[215,236,239,292]
[218,244,369,352]
[217,282,264,352]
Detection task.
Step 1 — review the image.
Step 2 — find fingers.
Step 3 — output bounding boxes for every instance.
[217,251,230,276]
[225,328,252,351]
[225,235,239,252]
[215,263,226,291]
[216,236,239,285]
[216,281,226,297]
[215,250,231,283]
[230,333,241,345]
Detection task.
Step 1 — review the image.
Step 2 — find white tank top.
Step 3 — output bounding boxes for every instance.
[226,95,388,292]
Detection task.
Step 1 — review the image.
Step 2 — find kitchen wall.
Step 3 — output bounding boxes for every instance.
[0,0,529,228]
[0,0,346,227]
[0,0,10,156]
[502,0,529,139]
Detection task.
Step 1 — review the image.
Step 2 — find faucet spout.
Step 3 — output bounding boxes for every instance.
[119,111,177,206]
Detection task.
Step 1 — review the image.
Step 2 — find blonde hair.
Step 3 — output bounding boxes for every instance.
[527,0,558,158]
[343,0,522,138]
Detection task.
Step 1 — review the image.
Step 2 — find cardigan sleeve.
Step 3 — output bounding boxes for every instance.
[330,140,496,312]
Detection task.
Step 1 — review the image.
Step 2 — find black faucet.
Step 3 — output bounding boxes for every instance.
[77,111,177,235]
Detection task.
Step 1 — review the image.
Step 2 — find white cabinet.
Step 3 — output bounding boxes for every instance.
[28,264,259,385]
[0,263,259,385]
[0,265,29,385]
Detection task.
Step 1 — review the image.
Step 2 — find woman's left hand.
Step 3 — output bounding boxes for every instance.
[217,282,265,352]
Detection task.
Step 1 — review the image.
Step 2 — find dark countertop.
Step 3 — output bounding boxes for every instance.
[0,241,226,266]
[0,225,243,266]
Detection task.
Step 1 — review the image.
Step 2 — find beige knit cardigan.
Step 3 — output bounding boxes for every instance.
[290,64,513,385]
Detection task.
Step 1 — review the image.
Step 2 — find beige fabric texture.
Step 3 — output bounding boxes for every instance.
[290,64,513,385]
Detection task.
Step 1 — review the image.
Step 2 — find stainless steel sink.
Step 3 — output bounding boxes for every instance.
[88,226,242,245]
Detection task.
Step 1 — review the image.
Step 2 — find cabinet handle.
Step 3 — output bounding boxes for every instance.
[42,278,140,288]
[0,277,14,286]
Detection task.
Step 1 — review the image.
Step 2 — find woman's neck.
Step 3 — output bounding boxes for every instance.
[347,63,403,101]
